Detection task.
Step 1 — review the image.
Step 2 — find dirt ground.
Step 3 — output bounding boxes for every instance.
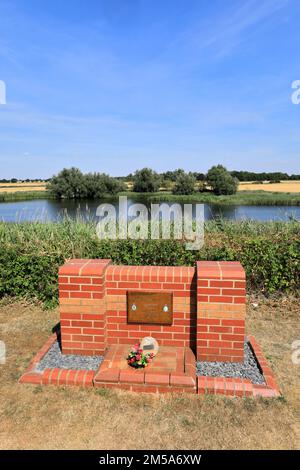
[0,296,299,450]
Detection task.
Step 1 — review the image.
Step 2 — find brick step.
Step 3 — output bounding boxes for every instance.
[93,344,196,393]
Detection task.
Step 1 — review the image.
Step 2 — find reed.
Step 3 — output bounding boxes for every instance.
[0,218,299,307]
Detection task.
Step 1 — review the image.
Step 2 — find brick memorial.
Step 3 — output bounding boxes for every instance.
[20,259,280,397]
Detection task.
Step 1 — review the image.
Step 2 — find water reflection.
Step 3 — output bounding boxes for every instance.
[0,198,299,223]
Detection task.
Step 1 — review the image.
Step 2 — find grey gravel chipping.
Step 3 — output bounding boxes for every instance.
[35,339,264,384]
[196,340,265,385]
[34,340,103,372]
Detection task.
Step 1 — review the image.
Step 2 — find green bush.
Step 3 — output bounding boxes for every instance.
[172,173,196,195]
[0,220,299,307]
[237,237,300,292]
[47,167,124,199]
[207,165,239,195]
[0,248,63,308]
[132,168,161,193]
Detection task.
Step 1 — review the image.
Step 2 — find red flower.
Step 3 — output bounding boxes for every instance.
[127,344,155,369]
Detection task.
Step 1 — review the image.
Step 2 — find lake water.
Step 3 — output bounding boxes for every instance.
[0,198,299,222]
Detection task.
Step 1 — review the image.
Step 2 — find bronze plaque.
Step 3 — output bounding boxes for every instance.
[127,291,173,325]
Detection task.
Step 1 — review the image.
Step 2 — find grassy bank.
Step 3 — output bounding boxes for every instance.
[0,191,53,202]
[1,189,300,205]
[120,190,300,206]
[0,219,299,307]
[1,297,299,449]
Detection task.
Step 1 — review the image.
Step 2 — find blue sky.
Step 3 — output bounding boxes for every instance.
[0,0,299,178]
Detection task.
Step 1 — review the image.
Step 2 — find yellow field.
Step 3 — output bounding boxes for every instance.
[1,180,300,194]
[0,182,46,193]
[238,181,300,192]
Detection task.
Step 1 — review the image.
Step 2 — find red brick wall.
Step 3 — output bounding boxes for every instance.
[105,265,196,348]
[59,259,111,355]
[59,259,246,362]
[196,261,246,362]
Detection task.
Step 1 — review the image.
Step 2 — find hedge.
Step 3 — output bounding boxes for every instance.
[0,220,299,308]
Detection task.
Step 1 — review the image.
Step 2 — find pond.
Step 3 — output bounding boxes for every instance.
[0,198,299,222]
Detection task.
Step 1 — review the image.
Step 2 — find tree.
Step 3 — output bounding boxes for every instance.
[47,167,87,198]
[85,173,124,198]
[105,174,125,194]
[206,165,238,195]
[230,170,289,182]
[47,168,124,199]
[191,172,205,181]
[85,173,109,198]
[162,169,185,182]
[133,168,161,192]
[172,173,196,195]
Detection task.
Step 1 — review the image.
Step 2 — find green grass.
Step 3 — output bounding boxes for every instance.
[0,191,53,202]
[119,190,300,206]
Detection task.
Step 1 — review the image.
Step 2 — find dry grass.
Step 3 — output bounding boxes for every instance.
[0,297,299,450]
[239,181,300,193]
[0,182,46,193]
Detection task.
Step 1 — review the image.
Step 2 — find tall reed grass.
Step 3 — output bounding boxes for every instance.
[0,218,299,307]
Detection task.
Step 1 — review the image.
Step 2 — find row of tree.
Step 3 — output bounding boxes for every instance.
[230,171,300,182]
[0,178,50,183]
[124,170,300,183]
[3,170,300,186]
[47,165,239,198]
[131,167,238,195]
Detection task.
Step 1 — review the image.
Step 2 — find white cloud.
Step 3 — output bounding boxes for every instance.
[180,0,290,59]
